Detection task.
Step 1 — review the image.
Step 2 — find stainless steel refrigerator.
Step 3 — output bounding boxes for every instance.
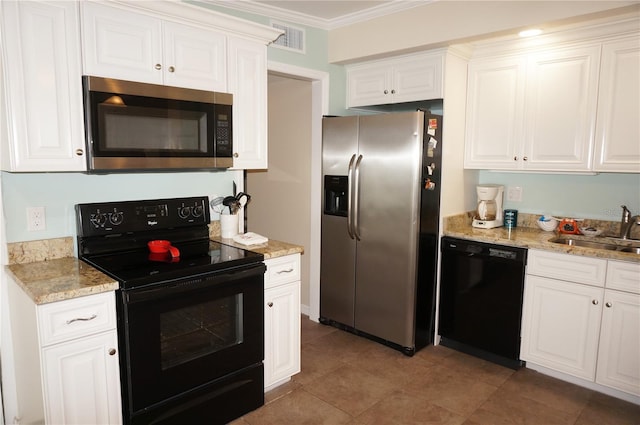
[320,110,442,356]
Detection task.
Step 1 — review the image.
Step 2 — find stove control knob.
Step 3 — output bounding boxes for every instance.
[109,211,124,226]
[91,213,107,228]
[192,205,204,217]
[178,206,191,219]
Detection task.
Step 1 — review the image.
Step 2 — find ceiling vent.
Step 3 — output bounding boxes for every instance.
[271,21,305,54]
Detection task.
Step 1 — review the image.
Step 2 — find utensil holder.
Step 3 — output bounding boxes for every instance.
[220,212,239,238]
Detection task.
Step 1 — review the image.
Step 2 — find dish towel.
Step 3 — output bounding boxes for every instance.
[232,232,269,246]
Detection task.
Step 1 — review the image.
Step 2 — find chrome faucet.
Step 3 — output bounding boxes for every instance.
[620,205,640,239]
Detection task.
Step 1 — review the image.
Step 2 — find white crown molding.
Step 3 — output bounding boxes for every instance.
[201,0,429,30]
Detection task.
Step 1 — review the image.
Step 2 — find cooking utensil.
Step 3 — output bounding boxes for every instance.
[210,196,225,213]
[235,192,251,210]
[223,196,238,214]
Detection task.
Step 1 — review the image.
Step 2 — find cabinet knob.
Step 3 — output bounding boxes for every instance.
[513,156,518,161]
[391,89,396,94]
[168,66,175,73]
[523,156,528,161]
[592,299,599,305]
[155,64,162,70]
[233,153,239,158]
[605,302,612,308]
[384,90,389,94]
[109,348,117,356]
[267,302,273,308]
[75,149,84,156]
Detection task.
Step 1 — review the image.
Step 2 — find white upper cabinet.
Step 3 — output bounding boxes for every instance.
[522,46,600,171]
[465,46,600,171]
[228,37,268,169]
[593,37,640,172]
[464,57,526,168]
[347,51,443,107]
[0,1,86,172]
[82,2,227,92]
[465,15,640,173]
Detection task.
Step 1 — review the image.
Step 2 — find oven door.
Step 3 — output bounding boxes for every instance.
[118,262,265,415]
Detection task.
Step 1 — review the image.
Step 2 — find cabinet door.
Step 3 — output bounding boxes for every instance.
[82,2,163,84]
[522,46,600,171]
[42,331,122,425]
[228,37,268,169]
[464,56,526,169]
[521,275,603,380]
[593,38,640,172]
[163,22,227,92]
[596,290,640,396]
[264,281,301,389]
[1,1,86,171]
[392,54,443,103]
[347,65,391,107]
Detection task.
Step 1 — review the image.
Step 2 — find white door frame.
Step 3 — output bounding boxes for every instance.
[267,61,328,322]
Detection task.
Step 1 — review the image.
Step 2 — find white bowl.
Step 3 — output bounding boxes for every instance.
[580,227,602,237]
[537,217,558,232]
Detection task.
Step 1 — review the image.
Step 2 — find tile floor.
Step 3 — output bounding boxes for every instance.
[232,316,640,425]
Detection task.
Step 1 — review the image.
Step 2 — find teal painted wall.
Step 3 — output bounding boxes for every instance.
[480,171,640,221]
[1,171,236,243]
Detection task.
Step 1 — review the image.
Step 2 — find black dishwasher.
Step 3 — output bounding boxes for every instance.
[438,236,527,369]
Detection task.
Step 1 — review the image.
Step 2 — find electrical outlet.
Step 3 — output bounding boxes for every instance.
[507,186,523,202]
[27,206,46,231]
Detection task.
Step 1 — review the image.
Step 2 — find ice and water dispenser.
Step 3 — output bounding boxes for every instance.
[324,175,348,217]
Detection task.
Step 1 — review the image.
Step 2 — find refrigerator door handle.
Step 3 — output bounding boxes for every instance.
[353,154,363,241]
[347,154,357,239]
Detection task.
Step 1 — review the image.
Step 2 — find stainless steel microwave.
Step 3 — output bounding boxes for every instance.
[82,76,232,172]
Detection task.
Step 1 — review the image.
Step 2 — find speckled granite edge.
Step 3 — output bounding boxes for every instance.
[7,237,75,265]
[444,212,640,263]
[5,257,118,305]
[211,235,303,259]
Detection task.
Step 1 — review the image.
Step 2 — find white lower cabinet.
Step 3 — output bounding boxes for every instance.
[521,274,604,380]
[42,331,122,425]
[263,254,301,390]
[521,250,640,400]
[7,281,122,424]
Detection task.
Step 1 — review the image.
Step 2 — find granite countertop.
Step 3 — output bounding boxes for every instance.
[6,235,304,306]
[444,218,640,264]
[5,257,119,305]
[212,237,304,259]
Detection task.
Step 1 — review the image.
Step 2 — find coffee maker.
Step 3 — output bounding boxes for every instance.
[472,184,504,229]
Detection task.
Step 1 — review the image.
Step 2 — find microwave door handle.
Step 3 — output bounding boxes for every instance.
[353,154,363,241]
[347,154,356,239]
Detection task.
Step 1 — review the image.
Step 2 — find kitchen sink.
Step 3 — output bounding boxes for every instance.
[549,237,640,255]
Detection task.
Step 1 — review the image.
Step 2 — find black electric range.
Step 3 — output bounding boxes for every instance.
[75,196,266,425]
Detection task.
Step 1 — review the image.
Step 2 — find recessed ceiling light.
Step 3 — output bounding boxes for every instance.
[519,28,543,37]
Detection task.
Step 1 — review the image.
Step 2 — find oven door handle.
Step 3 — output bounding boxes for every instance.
[124,263,266,304]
